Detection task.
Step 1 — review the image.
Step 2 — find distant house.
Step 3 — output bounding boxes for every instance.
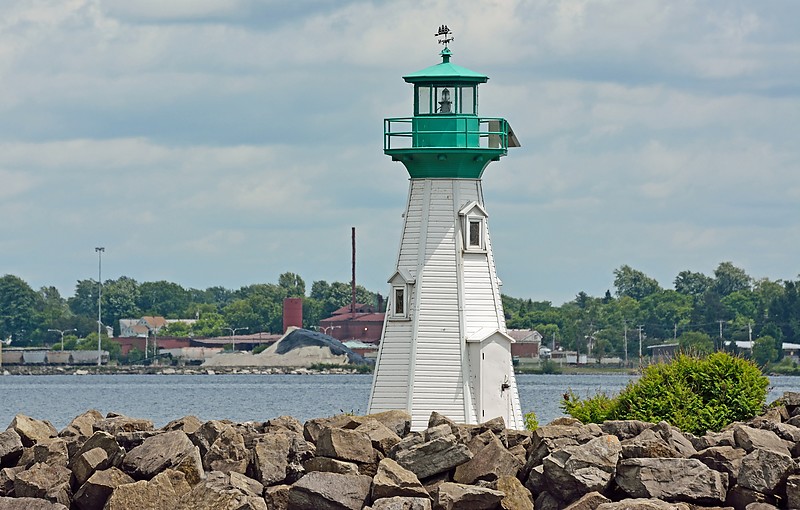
[648,343,680,362]
[319,303,385,343]
[119,317,196,338]
[507,329,543,358]
[729,341,800,361]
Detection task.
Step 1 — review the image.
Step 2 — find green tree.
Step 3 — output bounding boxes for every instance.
[137,281,191,318]
[678,331,714,355]
[752,335,778,366]
[674,270,713,297]
[193,312,226,337]
[713,262,751,297]
[278,272,306,298]
[68,279,100,318]
[613,265,662,301]
[102,277,141,335]
[0,274,40,345]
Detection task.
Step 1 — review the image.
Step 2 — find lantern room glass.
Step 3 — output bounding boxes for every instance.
[414,85,477,115]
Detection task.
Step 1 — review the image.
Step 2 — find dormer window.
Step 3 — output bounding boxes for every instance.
[459,201,488,252]
[393,287,406,316]
[387,269,415,320]
[469,219,482,248]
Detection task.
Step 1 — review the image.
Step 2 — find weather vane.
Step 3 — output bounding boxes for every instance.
[435,25,454,46]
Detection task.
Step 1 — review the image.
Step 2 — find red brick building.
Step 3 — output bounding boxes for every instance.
[319,304,385,343]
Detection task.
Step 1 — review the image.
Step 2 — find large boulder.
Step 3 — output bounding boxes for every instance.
[288,471,372,510]
[370,496,431,510]
[203,425,249,474]
[265,416,304,435]
[522,421,603,478]
[372,458,428,501]
[8,415,57,447]
[542,434,622,502]
[615,457,728,504]
[304,457,360,475]
[316,428,375,464]
[32,438,68,467]
[736,448,794,495]
[493,475,534,510]
[600,420,652,440]
[562,491,611,510]
[122,430,204,485]
[0,496,68,509]
[0,467,23,496]
[104,468,191,510]
[392,434,472,480]
[691,445,746,482]
[189,420,230,459]
[356,420,402,456]
[303,415,358,443]
[161,416,203,435]
[596,499,692,510]
[175,471,267,510]
[59,409,103,438]
[435,482,504,510]
[786,474,800,509]
[732,425,791,455]
[252,433,290,486]
[71,446,111,486]
[0,430,23,467]
[93,415,154,435]
[71,431,125,469]
[453,434,523,484]
[72,466,134,510]
[365,411,412,438]
[13,462,71,506]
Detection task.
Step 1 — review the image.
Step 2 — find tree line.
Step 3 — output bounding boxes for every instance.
[0,272,376,347]
[503,262,800,366]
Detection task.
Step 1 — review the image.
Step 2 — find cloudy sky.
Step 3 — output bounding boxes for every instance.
[1,0,798,306]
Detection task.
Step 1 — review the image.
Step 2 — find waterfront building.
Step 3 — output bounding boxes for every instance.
[368,29,523,430]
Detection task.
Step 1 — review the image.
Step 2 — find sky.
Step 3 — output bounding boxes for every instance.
[1,0,798,306]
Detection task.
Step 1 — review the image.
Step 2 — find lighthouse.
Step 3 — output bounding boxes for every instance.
[368,27,523,430]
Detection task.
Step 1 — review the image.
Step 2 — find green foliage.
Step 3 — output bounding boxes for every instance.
[252,344,269,354]
[562,352,769,435]
[752,335,778,366]
[523,411,539,431]
[309,362,373,374]
[540,359,562,374]
[614,265,662,300]
[678,331,714,355]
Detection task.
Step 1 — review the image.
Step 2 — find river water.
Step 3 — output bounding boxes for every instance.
[2,373,800,430]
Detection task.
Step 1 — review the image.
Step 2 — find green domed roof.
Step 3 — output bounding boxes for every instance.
[402,48,488,84]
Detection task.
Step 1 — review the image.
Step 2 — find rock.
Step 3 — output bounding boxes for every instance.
[600,420,652,440]
[522,421,603,478]
[370,496,432,510]
[543,434,621,502]
[596,499,692,510]
[0,467,23,496]
[59,409,103,438]
[423,424,452,442]
[189,420,230,459]
[114,430,160,451]
[621,428,683,459]
[0,496,68,509]
[252,432,290,486]
[203,425,249,474]
[32,438,68,466]
[0,430,23,467]
[504,429,531,449]
[265,416,304,435]
[71,431,124,469]
[230,471,264,497]
[534,491,563,510]
[453,434,522,484]
[104,468,191,510]
[304,457,360,475]
[93,415,154,435]
[13,462,71,506]
[122,430,204,485]
[316,427,375,464]
[161,415,203,435]
[372,458,428,500]
[287,433,316,483]
[303,415,357,443]
[435,482,504,510]
[649,421,697,457]
[691,429,736,451]
[365,410,412,438]
[176,471,268,510]
[732,425,790,455]
[494,475,533,510]
[736,448,793,495]
[615,457,728,504]
[464,430,496,455]
[357,419,402,455]
[265,484,290,510]
[745,503,778,510]
[392,434,472,480]
[71,446,111,486]
[692,445,746,482]
[563,491,611,510]
[523,463,545,494]
[288,471,372,510]
[72,466,134,510]
[8,415,57,447]
[786,474,800,509]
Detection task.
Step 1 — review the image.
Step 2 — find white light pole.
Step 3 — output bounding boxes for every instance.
[223,327,249,352]
[48,328,77,351]
[321,325,341,336]
[95,247,105,366]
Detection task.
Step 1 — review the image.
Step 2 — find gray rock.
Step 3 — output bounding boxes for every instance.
[522,421,603,478]
[650,421,697,457]
[357,420,402,455]
[288,471,372,510]
[122,430,204,485]
[621,428,683,459]
[424,424,454,442]
[786,474,800,510]
[304,456,360,475]
[534,491,563,510]
[749,417,800,443]
[745,503,778,510]
[365,410,412,438]
[435,482,504,510]
[303,415,358,443]
[543,434,621,501]
[72,466,134,510]
[265,484,290,510]
[203,424,249,474]
[600,420,652,440]
[0,430,23,467]
[453,434,523,484]
[0,467,23,496]
[372,458,428,501]
[732,425,791,455]
[316,427,375,464]
[70,431,124,469]
[690,428,735,451]
[0,496,68,509]
[563,491,611,510]
[392,434,473,480]
[58,409,103,438]
[253,432,290,486]
[596,499,692,510]
[726,484,773,510]
[615,457,728,504]
[737,448,794,495]
[287,432,316,483]
[161,415,203,435]
[175,471,267,510]
[370,496,432,510]
[13,462,71,506]
[265,415,304,434]
[523,463,545,494]
[493,475,533,510]
[114,430,160,451]
[104,468,191,510]
[692,445,746,482]
[71,446,111,486]
[32,438,68,467]
[230,471,264,498]
[189,420,230,459]
[8,415,57,447]
[93,415,154,435]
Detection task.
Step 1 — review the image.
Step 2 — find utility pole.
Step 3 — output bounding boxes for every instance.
[718,320,725,350]
[623,321,628,367]
[638,325,644,368]
[748,321,753,343]
[95,247,105,366]
[674,323,677,341]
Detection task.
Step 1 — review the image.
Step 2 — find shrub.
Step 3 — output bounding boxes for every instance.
[523,411,539,431]
[561,351,769,435]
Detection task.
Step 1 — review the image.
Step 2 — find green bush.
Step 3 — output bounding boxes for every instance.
[561,351,769,435]
[523,411,539,431]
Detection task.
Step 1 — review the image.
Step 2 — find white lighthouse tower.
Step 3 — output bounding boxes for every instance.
[368,28,523,430]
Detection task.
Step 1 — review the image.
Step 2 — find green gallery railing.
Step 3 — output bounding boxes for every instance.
[384,117,509,151]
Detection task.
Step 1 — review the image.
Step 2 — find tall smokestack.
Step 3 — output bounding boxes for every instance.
[351,226,356,316]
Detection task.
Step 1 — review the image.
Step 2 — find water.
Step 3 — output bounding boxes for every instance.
[2,373,799,430]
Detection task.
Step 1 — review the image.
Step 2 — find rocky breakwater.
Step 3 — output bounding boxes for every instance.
[4,396,800,510]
